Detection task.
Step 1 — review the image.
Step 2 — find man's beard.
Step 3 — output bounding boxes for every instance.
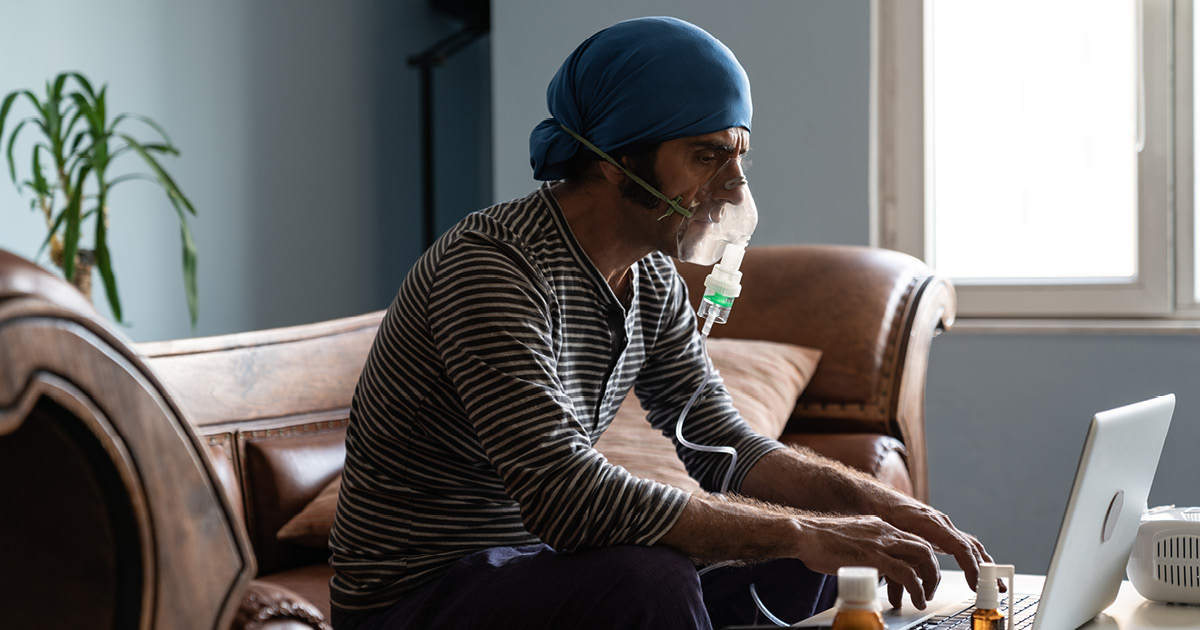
[618,151,664,211]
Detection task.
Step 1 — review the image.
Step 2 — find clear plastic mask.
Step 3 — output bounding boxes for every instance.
[674,159,758,266]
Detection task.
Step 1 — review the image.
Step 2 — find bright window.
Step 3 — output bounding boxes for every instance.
[874,0,1180,318]
[930,1,1137,280]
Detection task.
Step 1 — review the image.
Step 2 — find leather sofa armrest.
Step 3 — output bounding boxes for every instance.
[232,580,330,630]
[779,432,913,497]
[678,245,956,502]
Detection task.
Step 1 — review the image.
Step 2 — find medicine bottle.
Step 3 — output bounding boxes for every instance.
[830,566,885,630]
[971,563,1015,630]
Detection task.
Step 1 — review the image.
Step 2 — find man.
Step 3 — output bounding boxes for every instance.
[330,16,992,630]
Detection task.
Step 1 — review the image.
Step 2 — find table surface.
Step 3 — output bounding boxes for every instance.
[797,571,1200,629]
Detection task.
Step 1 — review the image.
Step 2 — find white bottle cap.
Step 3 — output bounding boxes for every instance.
[837,566,881,610]
[976,563,1001,609]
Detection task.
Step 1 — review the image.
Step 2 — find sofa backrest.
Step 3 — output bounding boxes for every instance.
[139,312,382,575]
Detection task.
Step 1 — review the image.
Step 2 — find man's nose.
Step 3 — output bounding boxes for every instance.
[711,164,748,205]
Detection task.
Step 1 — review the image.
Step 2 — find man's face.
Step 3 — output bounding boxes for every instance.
[621,127,751,258]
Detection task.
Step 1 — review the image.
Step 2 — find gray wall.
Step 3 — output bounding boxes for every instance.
[493,1,1200,577]
[0,0,490,342]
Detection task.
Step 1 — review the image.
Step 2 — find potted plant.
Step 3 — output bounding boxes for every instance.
[0,71,197,327]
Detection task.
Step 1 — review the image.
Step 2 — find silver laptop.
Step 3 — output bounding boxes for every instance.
[796,394,1175,630]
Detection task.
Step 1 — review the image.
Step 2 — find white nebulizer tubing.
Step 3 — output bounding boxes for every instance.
[673,329,739,495]
[679,324,740,581]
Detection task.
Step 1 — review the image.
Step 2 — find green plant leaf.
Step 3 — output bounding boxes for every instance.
[108,173,159,188]
[94,203,123,323]
[74,94,110,178]
[96,86,107,129]
[64,107,86,149]
[68,128,88,155]
[119,134,195,215]
[37,206,68,255]
[67,72,97,101]
[51,73,69,101]
[5,118,29,183]
[112,112,174,148]
[109,142,177,163]
[0,91,19,151]
[61,166,89,282]
[19,90,44,119]
[171,206,199,329]
[31,144,49,198]
[44,84,64,150]
[69,93,103,139]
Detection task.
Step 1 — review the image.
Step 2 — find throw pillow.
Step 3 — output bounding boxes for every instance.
[593,337,821,493]
[277,337,820,546]
[277,474,341,547]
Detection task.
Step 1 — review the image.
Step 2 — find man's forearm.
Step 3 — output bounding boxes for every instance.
[738,445,895,516]
[656,492,810,563]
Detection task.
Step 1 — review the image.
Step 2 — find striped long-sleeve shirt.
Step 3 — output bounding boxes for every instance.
[328,184,784,612]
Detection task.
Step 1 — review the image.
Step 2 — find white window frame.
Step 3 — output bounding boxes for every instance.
[871,0,1188,320]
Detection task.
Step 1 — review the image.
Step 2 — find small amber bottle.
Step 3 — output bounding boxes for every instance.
[830,567,885,630]
[971,563,1015,630]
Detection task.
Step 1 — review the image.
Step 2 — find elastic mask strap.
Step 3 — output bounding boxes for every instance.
[559,124,693,219]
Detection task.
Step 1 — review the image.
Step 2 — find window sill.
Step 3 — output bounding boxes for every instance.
[950,317,1200,335]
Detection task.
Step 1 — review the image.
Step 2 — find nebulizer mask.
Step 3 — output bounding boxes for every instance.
[672,159,758,335]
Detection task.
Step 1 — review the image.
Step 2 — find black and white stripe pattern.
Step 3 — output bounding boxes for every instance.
[329,184,783,611]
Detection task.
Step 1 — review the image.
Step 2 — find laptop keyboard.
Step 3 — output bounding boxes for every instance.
[910,594,1039,629]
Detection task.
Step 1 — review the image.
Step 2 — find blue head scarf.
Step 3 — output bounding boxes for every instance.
[529,16,753,181]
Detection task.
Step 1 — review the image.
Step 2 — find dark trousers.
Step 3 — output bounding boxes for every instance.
[332,544,838,630]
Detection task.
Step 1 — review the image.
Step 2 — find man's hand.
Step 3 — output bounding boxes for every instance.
[740,446,997,609]
[877,498,994,609]
[792,514,942,610]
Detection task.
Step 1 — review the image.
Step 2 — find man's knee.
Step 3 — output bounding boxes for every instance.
[581,545,708,628]
[602,545,699,593]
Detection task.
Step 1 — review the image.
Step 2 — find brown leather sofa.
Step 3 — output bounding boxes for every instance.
[0,244,954,629]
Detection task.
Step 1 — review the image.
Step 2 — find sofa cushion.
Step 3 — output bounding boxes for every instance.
[594,337,821,493]
[277,338,820,546]
[276,473,342,547]
[240,419,347,574]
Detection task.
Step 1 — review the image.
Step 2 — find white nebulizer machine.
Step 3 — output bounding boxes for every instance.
[1127,505,1200,604]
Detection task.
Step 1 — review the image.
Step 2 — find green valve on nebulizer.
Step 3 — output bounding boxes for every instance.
[698,239,747,336]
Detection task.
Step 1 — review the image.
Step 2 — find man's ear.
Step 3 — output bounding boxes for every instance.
[597,160,627,186]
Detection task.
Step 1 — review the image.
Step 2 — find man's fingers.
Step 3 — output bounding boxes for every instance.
[884,561,928,609]
[907,537,941,602]
[887,578,904,609]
